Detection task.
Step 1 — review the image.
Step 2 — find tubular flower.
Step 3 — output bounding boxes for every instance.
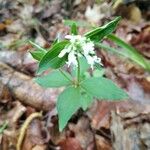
[58,35,102,68]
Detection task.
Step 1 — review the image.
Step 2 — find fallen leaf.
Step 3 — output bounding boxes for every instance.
[69,117,94,149]
[95,135,111,150]
[0,62,57,111]
[7,101,26,127]
[59,137,82,150]
[22,120,49,150]
[32,145,47,150]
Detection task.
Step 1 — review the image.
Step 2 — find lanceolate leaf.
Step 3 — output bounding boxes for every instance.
[107,34,150,72]
[84,17,121,42]
[29,41,47,52]
[81,77,128,100]
[30,50,46,61]
[80,89,93,111]
[71,57,90,79]
[71,23,78,35]
[51,38,59,46]
[64,20,92,28]
[35,70,72,88]
[38,41,69,74]
[57,87,81,131]
[29,41,47,61]
[93,69,105,78]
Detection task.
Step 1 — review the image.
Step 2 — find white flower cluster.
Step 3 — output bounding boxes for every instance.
[58,35,102,69]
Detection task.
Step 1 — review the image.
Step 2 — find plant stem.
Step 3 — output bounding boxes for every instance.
[17,112,42,150]
[59,68,72,82]
[76,56,80,85]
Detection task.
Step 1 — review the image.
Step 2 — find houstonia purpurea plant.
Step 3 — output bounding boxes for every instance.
[30,17,129,131]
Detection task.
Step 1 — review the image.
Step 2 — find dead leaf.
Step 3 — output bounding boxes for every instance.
[35,36,46,47]
[130,25,150,58]
[140,123,150,148]
[0,62,57,111]
[32,145,47,150]
[127,78,150,104]
[85,3,111,24]
[129,4,142,24]
[95,135,111,150]
[69,117,94,149]
[41,0,62,19]
[6,19,25,33]
[87,101,130,130]
[59,137,82,150]
[0,134,9,150]
[0,23,6,31]
[111,110,150,150]
[85,4,103,24]
[22,120,49,150]
[7,101,26,127]
[0,82,12,103]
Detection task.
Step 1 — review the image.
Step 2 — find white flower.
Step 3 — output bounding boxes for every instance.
[82,42,95,55]
[58,46,71,58]
[85,55,101,69]
[66,51,77,67]
[58,35,102,68]
[85,55,95,68]
[65,35,82,43]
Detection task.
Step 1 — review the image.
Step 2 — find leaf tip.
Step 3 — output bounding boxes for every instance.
[36,67,43,75]
[124,92,129,99]
[115,16,122,22]
[29,40,34,45]
[59,126,63,132]
[58,119,65,132]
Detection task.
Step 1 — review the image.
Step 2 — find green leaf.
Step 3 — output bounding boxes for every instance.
[80,89,93,110]
[35,70,72,88]
[96,42,129,56]
[94,62,103,70]
[71,23,78,35]
[38,41,69,74]
[107,34,150,72]
[52,33,62,46]
[29,41,47,61]
[79,57,90,75]
[71,57,90,79]
[0,121,8,134]
[29,40,47,52]
[93,69,105,77]
[57,87,81,131]
[81,77,128,100]
[64,20,92,28]
[84,17,121,42]
[52,38,59,46]
[30,50,46,61]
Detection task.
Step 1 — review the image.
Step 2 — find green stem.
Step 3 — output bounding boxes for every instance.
[58,69,72,82]
[76,56,80,85]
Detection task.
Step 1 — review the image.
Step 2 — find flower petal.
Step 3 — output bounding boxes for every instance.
[67,51,77,67]
[58,48,68,58]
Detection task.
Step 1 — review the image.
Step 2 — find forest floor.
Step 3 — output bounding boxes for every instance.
[0,0,150,150]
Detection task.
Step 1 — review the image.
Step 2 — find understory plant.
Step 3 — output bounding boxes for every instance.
[30,17,129,131]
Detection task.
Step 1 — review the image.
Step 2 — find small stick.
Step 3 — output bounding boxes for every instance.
[16,112,42,150]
